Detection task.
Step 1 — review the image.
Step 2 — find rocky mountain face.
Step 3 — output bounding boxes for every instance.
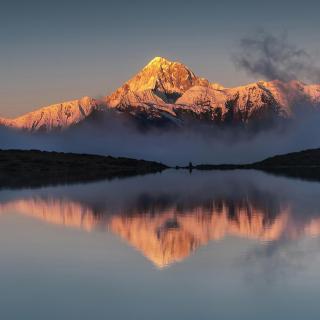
[107,56,210,106]
[2,96,101,131]
[0,118,8,127]
[2,57,320,132]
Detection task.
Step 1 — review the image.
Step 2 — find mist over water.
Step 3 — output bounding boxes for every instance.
[1,110,320,165]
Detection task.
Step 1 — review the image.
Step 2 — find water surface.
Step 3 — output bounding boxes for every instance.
[1,170,320,319]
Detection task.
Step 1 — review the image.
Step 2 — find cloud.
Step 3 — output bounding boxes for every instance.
[234,29,320,82]
[1,109,320,166]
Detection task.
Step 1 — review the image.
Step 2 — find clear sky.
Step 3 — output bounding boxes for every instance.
[1,0,320,117]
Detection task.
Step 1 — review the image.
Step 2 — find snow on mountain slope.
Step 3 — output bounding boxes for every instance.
[0,118,8,127]
[223,82,283,120]
[3,96,101,131]
[305,83,320,103]
[2,56,320,132]
[106,56,209,107]
[260,80,320,115]
[115,89,167,109]
[176,85,228,112]
[176,80,320,122]
[175,82,282,122]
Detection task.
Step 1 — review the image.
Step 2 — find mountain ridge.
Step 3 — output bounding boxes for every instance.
[2,56,320,132]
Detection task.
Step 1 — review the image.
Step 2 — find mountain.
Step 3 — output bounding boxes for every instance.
[2,96,101,131]
[2,57,320,132]
[106,56,210,106]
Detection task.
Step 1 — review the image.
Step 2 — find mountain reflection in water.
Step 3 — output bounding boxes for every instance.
[1,170,320,268]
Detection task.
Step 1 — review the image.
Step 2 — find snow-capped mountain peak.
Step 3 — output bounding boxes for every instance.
[106,56,209,107]
[2,57,320,132]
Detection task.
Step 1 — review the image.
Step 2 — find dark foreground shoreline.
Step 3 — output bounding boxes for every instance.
[1,148,320,189]
[0,149,167,189]
[178,148,320,182]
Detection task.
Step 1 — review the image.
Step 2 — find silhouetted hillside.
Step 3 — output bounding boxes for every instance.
[0,149,167,189]
[194,148,320,181]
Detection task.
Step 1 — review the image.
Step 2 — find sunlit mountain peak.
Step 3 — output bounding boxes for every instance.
[2,58,320,132]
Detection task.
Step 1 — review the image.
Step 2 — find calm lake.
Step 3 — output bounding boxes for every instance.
[0,169,320,319]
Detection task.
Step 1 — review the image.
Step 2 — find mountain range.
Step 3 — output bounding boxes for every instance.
[1,56,320,132]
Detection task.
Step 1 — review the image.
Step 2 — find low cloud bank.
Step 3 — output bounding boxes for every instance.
[1,112,320,166]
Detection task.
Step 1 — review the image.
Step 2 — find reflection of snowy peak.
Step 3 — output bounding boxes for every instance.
[2,57,320,131]
[1,195,320,268]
